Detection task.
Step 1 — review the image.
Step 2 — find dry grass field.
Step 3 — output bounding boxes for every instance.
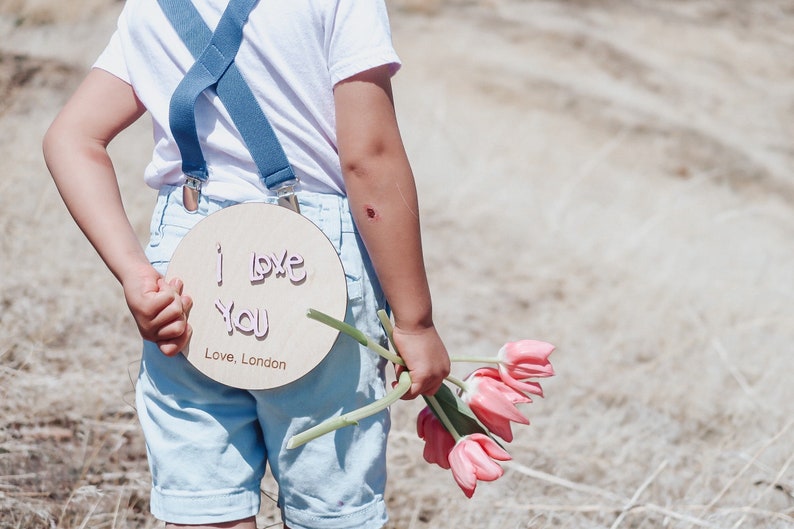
[1,0,793,528]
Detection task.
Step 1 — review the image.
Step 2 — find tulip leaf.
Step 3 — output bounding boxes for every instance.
[426,384,489,438]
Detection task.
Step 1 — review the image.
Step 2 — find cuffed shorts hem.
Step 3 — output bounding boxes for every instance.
[283,497,388,529]
[149,485,260,525]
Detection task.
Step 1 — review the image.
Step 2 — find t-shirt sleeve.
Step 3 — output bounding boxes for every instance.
[324,0,402,86]
[93,29,131,84]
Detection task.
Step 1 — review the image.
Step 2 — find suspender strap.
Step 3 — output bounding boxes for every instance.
[157,0,296,191]
[168,0,254,180]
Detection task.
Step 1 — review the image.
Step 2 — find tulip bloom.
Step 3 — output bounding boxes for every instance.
[416,406,456,469]
[497,339,555,394]
[461,368,530,442]
[448,433,511,498]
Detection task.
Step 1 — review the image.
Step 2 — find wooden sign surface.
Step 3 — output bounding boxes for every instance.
[165,202,347,389]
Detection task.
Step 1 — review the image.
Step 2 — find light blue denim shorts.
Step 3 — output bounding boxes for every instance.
[137,185,390,528]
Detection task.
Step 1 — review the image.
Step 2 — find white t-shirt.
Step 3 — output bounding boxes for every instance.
[94,0,401,202]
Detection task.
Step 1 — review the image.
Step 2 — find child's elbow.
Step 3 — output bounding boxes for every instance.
[41,122,60,167]
[42,118,88,169]
[340,139,395,183]
[341,156,377,184]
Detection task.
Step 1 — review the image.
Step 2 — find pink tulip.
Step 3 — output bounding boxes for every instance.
[497,340,555,394]
[461,368,531,442]
[448,433,511,498]
[416,406,455,470]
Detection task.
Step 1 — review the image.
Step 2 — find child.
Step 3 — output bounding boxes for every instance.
[42,1,450,528]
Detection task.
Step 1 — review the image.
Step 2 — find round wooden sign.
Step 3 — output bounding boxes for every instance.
[165,202,347,390]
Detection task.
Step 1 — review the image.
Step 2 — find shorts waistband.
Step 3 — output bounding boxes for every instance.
[155,184,355,234]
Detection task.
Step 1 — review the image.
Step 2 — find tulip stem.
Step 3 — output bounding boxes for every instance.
[426,394,462,442]
[287,370,412,449]
[377,309,395,347]
[444,374,468,393]
[307,308,405,366]
[376,310,407,366]
[449,356,500,364]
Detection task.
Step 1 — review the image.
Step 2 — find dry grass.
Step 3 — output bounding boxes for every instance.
[2,0,793,528]
[0,0,116,25]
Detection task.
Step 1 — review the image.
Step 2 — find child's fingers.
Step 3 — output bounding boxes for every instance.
[133,285,182,323]
[181,294,193,317]
[152,313,190,342]
[393,361,441,399]
[154,277,183,303]
[133,276,192,353]
[157,325,192,357]
[134,291,189,341]
[165,277,184,294]
[406,369,445,399]
[141,294,182,329]
[156,278,192,323]
[152,293,193,343]
[158,342,180,356]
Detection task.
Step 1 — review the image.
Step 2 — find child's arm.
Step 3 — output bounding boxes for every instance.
[334,65,451,399]
[43,68,192,356]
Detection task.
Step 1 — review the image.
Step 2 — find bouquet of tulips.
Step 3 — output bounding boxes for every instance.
[288,309,556,498]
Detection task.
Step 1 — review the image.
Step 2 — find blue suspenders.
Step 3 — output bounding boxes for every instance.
[157,0,298,210]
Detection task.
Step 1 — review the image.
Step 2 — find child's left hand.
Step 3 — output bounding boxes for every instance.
[122,264,193,356]
[153,277,194,356]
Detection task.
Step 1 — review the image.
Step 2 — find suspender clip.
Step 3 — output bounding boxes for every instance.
[276,178,301,214]
[183,175,202,212]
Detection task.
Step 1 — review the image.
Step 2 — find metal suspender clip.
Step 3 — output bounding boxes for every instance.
[275,178,301,214]
[182,175,202,212]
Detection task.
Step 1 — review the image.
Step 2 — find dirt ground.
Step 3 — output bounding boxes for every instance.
[1,1,793,528]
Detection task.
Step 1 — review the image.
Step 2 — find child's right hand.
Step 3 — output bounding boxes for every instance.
[122,264,193,356]
[392,323,451,400]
